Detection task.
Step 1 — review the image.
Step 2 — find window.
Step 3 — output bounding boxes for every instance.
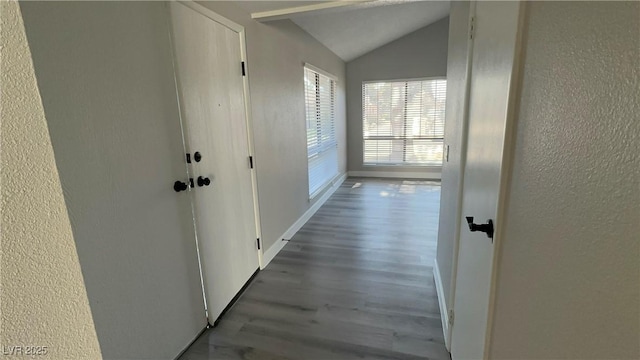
[362,79,446,166]
[304,65,338,197]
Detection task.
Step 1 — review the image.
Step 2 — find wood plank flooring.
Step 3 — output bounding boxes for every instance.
[180,178,448,360]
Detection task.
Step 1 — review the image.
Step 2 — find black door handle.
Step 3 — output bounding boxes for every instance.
[466,217,494,239]
[197,176,211,187]
[186,152,202,163]
[173,180,188,192]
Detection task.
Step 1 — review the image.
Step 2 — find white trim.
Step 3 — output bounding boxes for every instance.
[261,236,288,271]
[287,172,346,240]
[309,172,341,200]
[434,259,452,351]
[304,63,338,82]
[251,1,368,22]
[260,173,347,269]
[237,28,264,267]
[177,1,244,33]
[348,170,441,180]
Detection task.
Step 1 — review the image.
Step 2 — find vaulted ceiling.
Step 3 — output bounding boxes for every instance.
[234,1,450,62]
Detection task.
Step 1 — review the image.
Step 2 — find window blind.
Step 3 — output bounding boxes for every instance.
[305,66,338,197]
[362,79,446,166]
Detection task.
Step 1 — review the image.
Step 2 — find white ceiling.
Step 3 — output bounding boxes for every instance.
[234,1,329,14]
[235,1,450,62]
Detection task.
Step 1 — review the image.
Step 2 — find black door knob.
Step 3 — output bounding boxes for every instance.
[197,176,211,187]
[173,180,188,192]
[465,217,494,239]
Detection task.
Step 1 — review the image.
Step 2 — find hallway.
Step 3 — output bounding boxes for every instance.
[180,178,448,360]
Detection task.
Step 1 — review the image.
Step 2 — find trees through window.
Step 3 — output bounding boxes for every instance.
[362,79,446,166]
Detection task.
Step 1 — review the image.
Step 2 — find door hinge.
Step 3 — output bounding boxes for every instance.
[469,16,475,40]
[448,309,455,327]
[241,61,246,76]
[249,155,254,169]
[256,238,261,250]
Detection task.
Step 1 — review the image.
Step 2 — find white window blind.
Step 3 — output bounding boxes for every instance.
[362,79,446,166]
[304,66,338,197]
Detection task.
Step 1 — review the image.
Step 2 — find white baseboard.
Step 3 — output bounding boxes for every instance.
[434,258,451,351]
[260,173,347,269]
[261,235,287,270]
[348,170,441,180]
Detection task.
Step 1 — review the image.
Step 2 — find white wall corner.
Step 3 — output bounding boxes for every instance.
[348,170,441,180]
[433,258,451,351]
[260,173,348,269]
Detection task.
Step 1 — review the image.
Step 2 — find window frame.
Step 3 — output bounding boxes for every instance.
[362,76,446,167]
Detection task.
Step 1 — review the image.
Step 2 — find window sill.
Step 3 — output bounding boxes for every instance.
[308,173,341,201]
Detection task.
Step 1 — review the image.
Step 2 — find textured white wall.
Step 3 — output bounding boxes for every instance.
[197,2,347,252]
[489,2,640,358]
[346,18,449,176]
[435,0,470,313]
[19,2,207,358]
[0,1,102,358]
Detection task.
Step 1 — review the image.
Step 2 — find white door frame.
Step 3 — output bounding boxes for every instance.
[168,0,265,284]
[444,0,477,349]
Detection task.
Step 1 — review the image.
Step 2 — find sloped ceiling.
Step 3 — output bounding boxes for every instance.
[235,1,450,62]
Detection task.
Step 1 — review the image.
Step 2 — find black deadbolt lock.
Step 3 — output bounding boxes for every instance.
[194,152,202,162]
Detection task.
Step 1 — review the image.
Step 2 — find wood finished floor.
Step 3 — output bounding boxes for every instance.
[180,177,448,360]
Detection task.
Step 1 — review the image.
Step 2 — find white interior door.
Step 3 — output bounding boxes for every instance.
[450,2,523,359]
[169,2,260,324]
